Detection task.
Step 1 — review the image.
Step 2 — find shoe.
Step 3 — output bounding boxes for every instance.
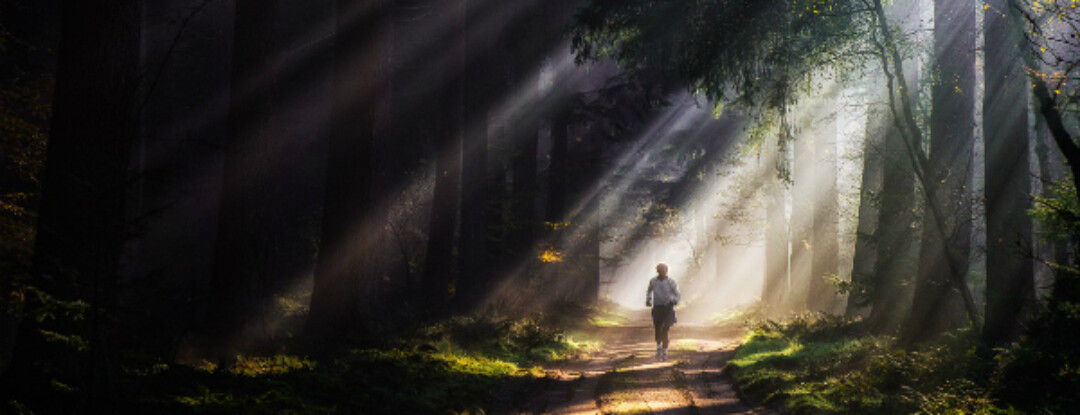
[661,348,668,361]
[656,346,662,360]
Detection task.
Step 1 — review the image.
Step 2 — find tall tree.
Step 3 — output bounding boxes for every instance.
[983,0,1035,347]
[457,0,501,312]
[788,106,815,311]
[864,109,918,333]
[202,0,283,357]
[17,0,141,405]
[846,99,885,317]
[901,0,976,344]
[306,0,383,342]
[422,0,465,307]
[763,117,791,316]
[808,85,841,313]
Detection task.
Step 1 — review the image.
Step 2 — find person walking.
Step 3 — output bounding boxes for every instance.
[646,262,680,361]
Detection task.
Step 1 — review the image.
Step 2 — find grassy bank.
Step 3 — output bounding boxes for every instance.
[724,314,1078,414]
[7,316,596,414]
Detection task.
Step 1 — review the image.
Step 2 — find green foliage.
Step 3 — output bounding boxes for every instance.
[1030,179,1080,243]
[110,350,516,414]
[727,315,1011,414]
[710,301,766,327]
[994,300,1080,413]
[228,355,316,377]
[415,315,594,365]
[588,298,633,327]
[572,0,875,113]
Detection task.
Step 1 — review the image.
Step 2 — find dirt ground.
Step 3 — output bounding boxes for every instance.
[491,324,770,414]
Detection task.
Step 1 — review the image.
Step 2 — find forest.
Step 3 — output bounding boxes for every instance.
[2,0,1080,413]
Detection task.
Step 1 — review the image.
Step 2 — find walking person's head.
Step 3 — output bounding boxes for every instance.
[656,262,668,278]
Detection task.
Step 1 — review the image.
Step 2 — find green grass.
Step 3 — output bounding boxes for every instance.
[136,349,524,414]
[725,315,1008,415]
[6,315,591,414]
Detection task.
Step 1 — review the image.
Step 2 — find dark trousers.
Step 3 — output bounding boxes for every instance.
[651,304,675,348]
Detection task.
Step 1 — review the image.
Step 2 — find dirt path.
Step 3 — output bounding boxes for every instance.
[495,325,767,414]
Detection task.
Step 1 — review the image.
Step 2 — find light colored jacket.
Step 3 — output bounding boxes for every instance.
[646,276,680,307]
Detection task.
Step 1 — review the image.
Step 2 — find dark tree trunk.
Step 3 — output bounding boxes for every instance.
[901,0,975,344]
[508,117,539,268]
[1033,105,1071,272]
[15,0,141,406]
[1033,80,1080,304]
[202,0,282,358]
[846,102,885,317]
[864,115,917,334]
[457,0,501,312]
[306,0,382,343]
[422,0,465,308]
[569,125,603,305]
[983,0,1035,347]
[548,110,570,224]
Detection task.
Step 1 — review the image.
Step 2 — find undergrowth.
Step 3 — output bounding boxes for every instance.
[725,314,1026,414]
[5,315,590,414]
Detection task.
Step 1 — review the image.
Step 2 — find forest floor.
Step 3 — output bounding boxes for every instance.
[491,322,769,414]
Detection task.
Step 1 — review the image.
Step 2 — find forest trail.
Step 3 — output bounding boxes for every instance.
[495,324,767,414]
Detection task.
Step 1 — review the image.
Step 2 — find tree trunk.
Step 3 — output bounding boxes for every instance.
[900,0,976,345]
[306,0,382,344]
[763,119,790,317]
[808,86,840,313]
[846,100,885,317]
[864,113,918,334]
[202,0,282,358]
[17,0,140,406]
[788,109,815,312]
[983,0,1035,347]
[422,0,465,308]
[457,0,504,313]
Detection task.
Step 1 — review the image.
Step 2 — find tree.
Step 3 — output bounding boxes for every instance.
[846,97,885,317]
[306,0,384,343]
[788,105,816,311]
[809,84,841,313]
[901,0,976,344]
[458,0,504,313]
[983,0,1035,347]
[202,0,282,358]
[571,0,984,332]
[17,0,141,405]
[422,0,465,308]
[763,115,791,316]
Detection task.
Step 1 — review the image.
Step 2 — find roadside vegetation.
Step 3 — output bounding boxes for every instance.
[726,313,1079,414]
[7,315,596,414]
